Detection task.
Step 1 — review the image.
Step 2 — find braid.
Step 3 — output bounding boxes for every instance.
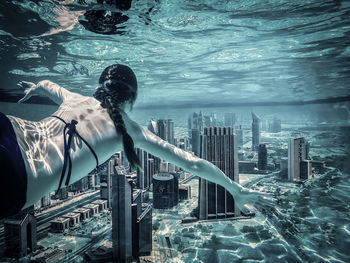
[103,95,142,171]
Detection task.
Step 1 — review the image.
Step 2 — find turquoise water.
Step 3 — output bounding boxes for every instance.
[1,0,350,262]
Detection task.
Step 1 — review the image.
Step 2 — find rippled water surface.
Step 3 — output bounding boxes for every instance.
[1,0,350,108]
[1,0,350,262]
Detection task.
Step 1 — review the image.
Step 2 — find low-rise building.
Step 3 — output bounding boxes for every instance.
[62,212,80,227]
[74,208,90,221]
[50,217,70,233]
[92,199,108,212]
[83,204,99,217]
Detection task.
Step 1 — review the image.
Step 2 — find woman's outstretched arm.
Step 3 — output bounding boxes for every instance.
[17,80,84,105]
[134,125,273,213]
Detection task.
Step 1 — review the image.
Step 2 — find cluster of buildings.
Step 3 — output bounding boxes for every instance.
[50,200,107,233]
[1,110,327,263]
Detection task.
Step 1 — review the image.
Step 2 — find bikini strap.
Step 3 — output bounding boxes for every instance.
[51,115,99,194]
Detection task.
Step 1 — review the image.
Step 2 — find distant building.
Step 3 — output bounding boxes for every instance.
[198,127,240,220]
[157,119,168,141]
[88,173,96,189]
[57,186,68,200]
[188,115,192,137]
[224,113,236,127]
[178,137,190,151]
[258,143,267,170]
[239,161,257,173]
[211,113,217,126]
[40,193,51,208]
[235,125,243,147]
[190,111,204,132]
[261,119,268,131]
[167,119,174,145]
[288,137,310,181]
[204,115,212,127]
[70,176,89,193]
[147,119,158,134]
[191,128,200,156]
[252,113,261,151]
[268,117,282,133]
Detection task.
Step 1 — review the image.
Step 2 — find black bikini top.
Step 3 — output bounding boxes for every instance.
[51,115,99,194]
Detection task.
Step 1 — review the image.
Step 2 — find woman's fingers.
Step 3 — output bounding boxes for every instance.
[17,81,37,103]
[17,81,35,89]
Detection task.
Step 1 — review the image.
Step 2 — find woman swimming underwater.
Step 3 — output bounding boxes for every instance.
[0,64,273,218]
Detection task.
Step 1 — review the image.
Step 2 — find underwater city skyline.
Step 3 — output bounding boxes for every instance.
[0,0,350,262]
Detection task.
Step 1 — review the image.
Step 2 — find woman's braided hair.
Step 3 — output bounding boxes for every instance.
[94,64,141,170]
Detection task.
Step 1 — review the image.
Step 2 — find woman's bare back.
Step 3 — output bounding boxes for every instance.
[9,95,123,208]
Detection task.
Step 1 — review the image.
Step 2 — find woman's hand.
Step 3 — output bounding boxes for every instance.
[17,81,41,103]
[234,187,275,215]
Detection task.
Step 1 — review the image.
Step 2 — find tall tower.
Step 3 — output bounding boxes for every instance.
[191,128,200,156]
[288,137,307,181]
[112,167,133,262]
[136,149,150,190]
[188,115,193,137]
[198,127,240,220]
[235,125,243,147]
[252,112,260,151]
[157,119,167,141]
[167,119,174,145]
[258,143,267,170]
[147,119,158,134]
[198,111,204,132]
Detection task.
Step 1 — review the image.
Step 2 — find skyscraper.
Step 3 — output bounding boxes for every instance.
[188,115,192,138]
[204,115,212,127]
[191,128,200,156]
[235,125,243,147]
[210,113,217,126]
[252,112,261,151]
[198,127,240,220]
[198,111,204,132]
[167,119,174,145]
[112,166,133,262]
[147,119,158,135]
[157,119,167,141]
[136,149,150,190]
[268,117,281,133]
[258,143,267,170]
[288,137,307,181]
